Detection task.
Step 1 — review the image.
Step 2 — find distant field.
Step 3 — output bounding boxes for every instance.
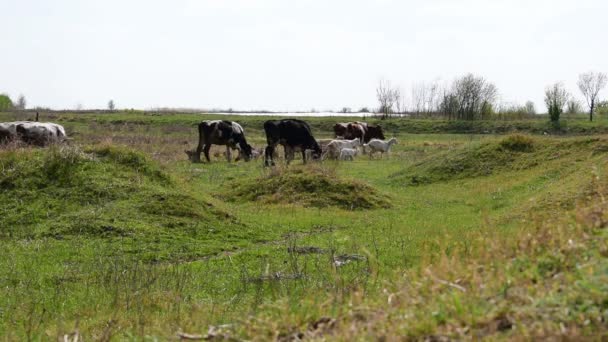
[1,112,607,340]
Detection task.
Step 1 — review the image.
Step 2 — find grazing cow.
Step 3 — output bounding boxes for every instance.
[364,138,398,159]
[263,119,322,166]
[333,121,385,143]
[186,120,252,163]
[0,121,67,146]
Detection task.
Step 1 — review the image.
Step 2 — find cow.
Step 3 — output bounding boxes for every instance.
[0,121,67,146]
[365,124,385,142]
[186,120,253,163]
[333,121,385,143]
[263,119,322,166]
[333,123,348,138]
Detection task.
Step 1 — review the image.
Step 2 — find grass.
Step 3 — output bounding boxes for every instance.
[1,111,608,339]
[393,134,608,186]
[223,164,392,210]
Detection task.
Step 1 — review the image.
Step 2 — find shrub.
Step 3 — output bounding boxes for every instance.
[499,134,534,152]
[0,94,13,111]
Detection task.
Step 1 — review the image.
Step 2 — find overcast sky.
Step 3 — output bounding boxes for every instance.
[2,0,607,112]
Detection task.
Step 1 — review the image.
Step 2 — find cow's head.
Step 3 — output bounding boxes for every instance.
[240,143,254,162]
[310,144,323,161]
[333,123,347,137]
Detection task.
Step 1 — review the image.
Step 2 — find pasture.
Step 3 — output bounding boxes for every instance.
[1,112,607,340]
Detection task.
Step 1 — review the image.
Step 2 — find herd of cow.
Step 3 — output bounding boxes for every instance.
[184,119,397,166]
[0,118,398,166]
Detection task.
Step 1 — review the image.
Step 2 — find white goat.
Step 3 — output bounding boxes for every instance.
[324,138,361,159]
[364,138,398,159]
[339,147,358,161]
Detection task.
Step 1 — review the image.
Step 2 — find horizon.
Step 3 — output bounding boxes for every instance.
[2,0,607,112]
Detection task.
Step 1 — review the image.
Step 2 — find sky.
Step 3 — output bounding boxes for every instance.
[1,0,607,112]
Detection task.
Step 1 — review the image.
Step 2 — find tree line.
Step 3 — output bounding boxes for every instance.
[377,72,608,122]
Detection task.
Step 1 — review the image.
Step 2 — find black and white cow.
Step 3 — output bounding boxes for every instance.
[0,121,67,146]
[263,119,322,166]
[186,120,253,163]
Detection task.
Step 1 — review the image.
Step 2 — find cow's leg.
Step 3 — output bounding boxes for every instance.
[285,146,295,165]
[203,144,212,162]
[193,135,205,163]
[301,150,307,164]
[225,146,232,162]
[265,144,276,166]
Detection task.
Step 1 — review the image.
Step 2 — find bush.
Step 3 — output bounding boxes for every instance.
[0,94,13,111]
[499,134,534,152]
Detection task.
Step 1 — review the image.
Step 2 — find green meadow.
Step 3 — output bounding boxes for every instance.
[1,112,607,340]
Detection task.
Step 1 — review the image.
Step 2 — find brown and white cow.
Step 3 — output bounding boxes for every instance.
[333,121,385,143]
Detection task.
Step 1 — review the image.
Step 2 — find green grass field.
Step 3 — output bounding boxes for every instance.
[1,112,607,340]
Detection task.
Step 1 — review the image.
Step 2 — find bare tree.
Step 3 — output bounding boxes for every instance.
[376,79,400,118]
[108,99,116,112]
[545,82,569,123]
[16,94,26,110]
[439,74,498,120]
[525,101,536,115]
[411,81,441,116]
[394,89,408,115]
[578,72,607,121]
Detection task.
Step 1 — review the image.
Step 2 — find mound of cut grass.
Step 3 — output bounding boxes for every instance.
[394,135,608,185]
[0,145,243,259]
[224,165,392,210]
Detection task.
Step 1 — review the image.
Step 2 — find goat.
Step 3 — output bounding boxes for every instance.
[324,138,361,159]
[363,138,398,159]
[339,147,358,161]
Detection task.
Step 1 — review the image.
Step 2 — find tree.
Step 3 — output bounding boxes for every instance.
[545,82,569,123]
[566,100,583,115]
[438,74,498,120]
[578,72,607,121]
[412,80,441,115]
[596,101,608,117]
[16,94,26,110]
[108,99,116,112]
[525,101,536,115]
[0,94,13,111]
[376,79,400,118]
